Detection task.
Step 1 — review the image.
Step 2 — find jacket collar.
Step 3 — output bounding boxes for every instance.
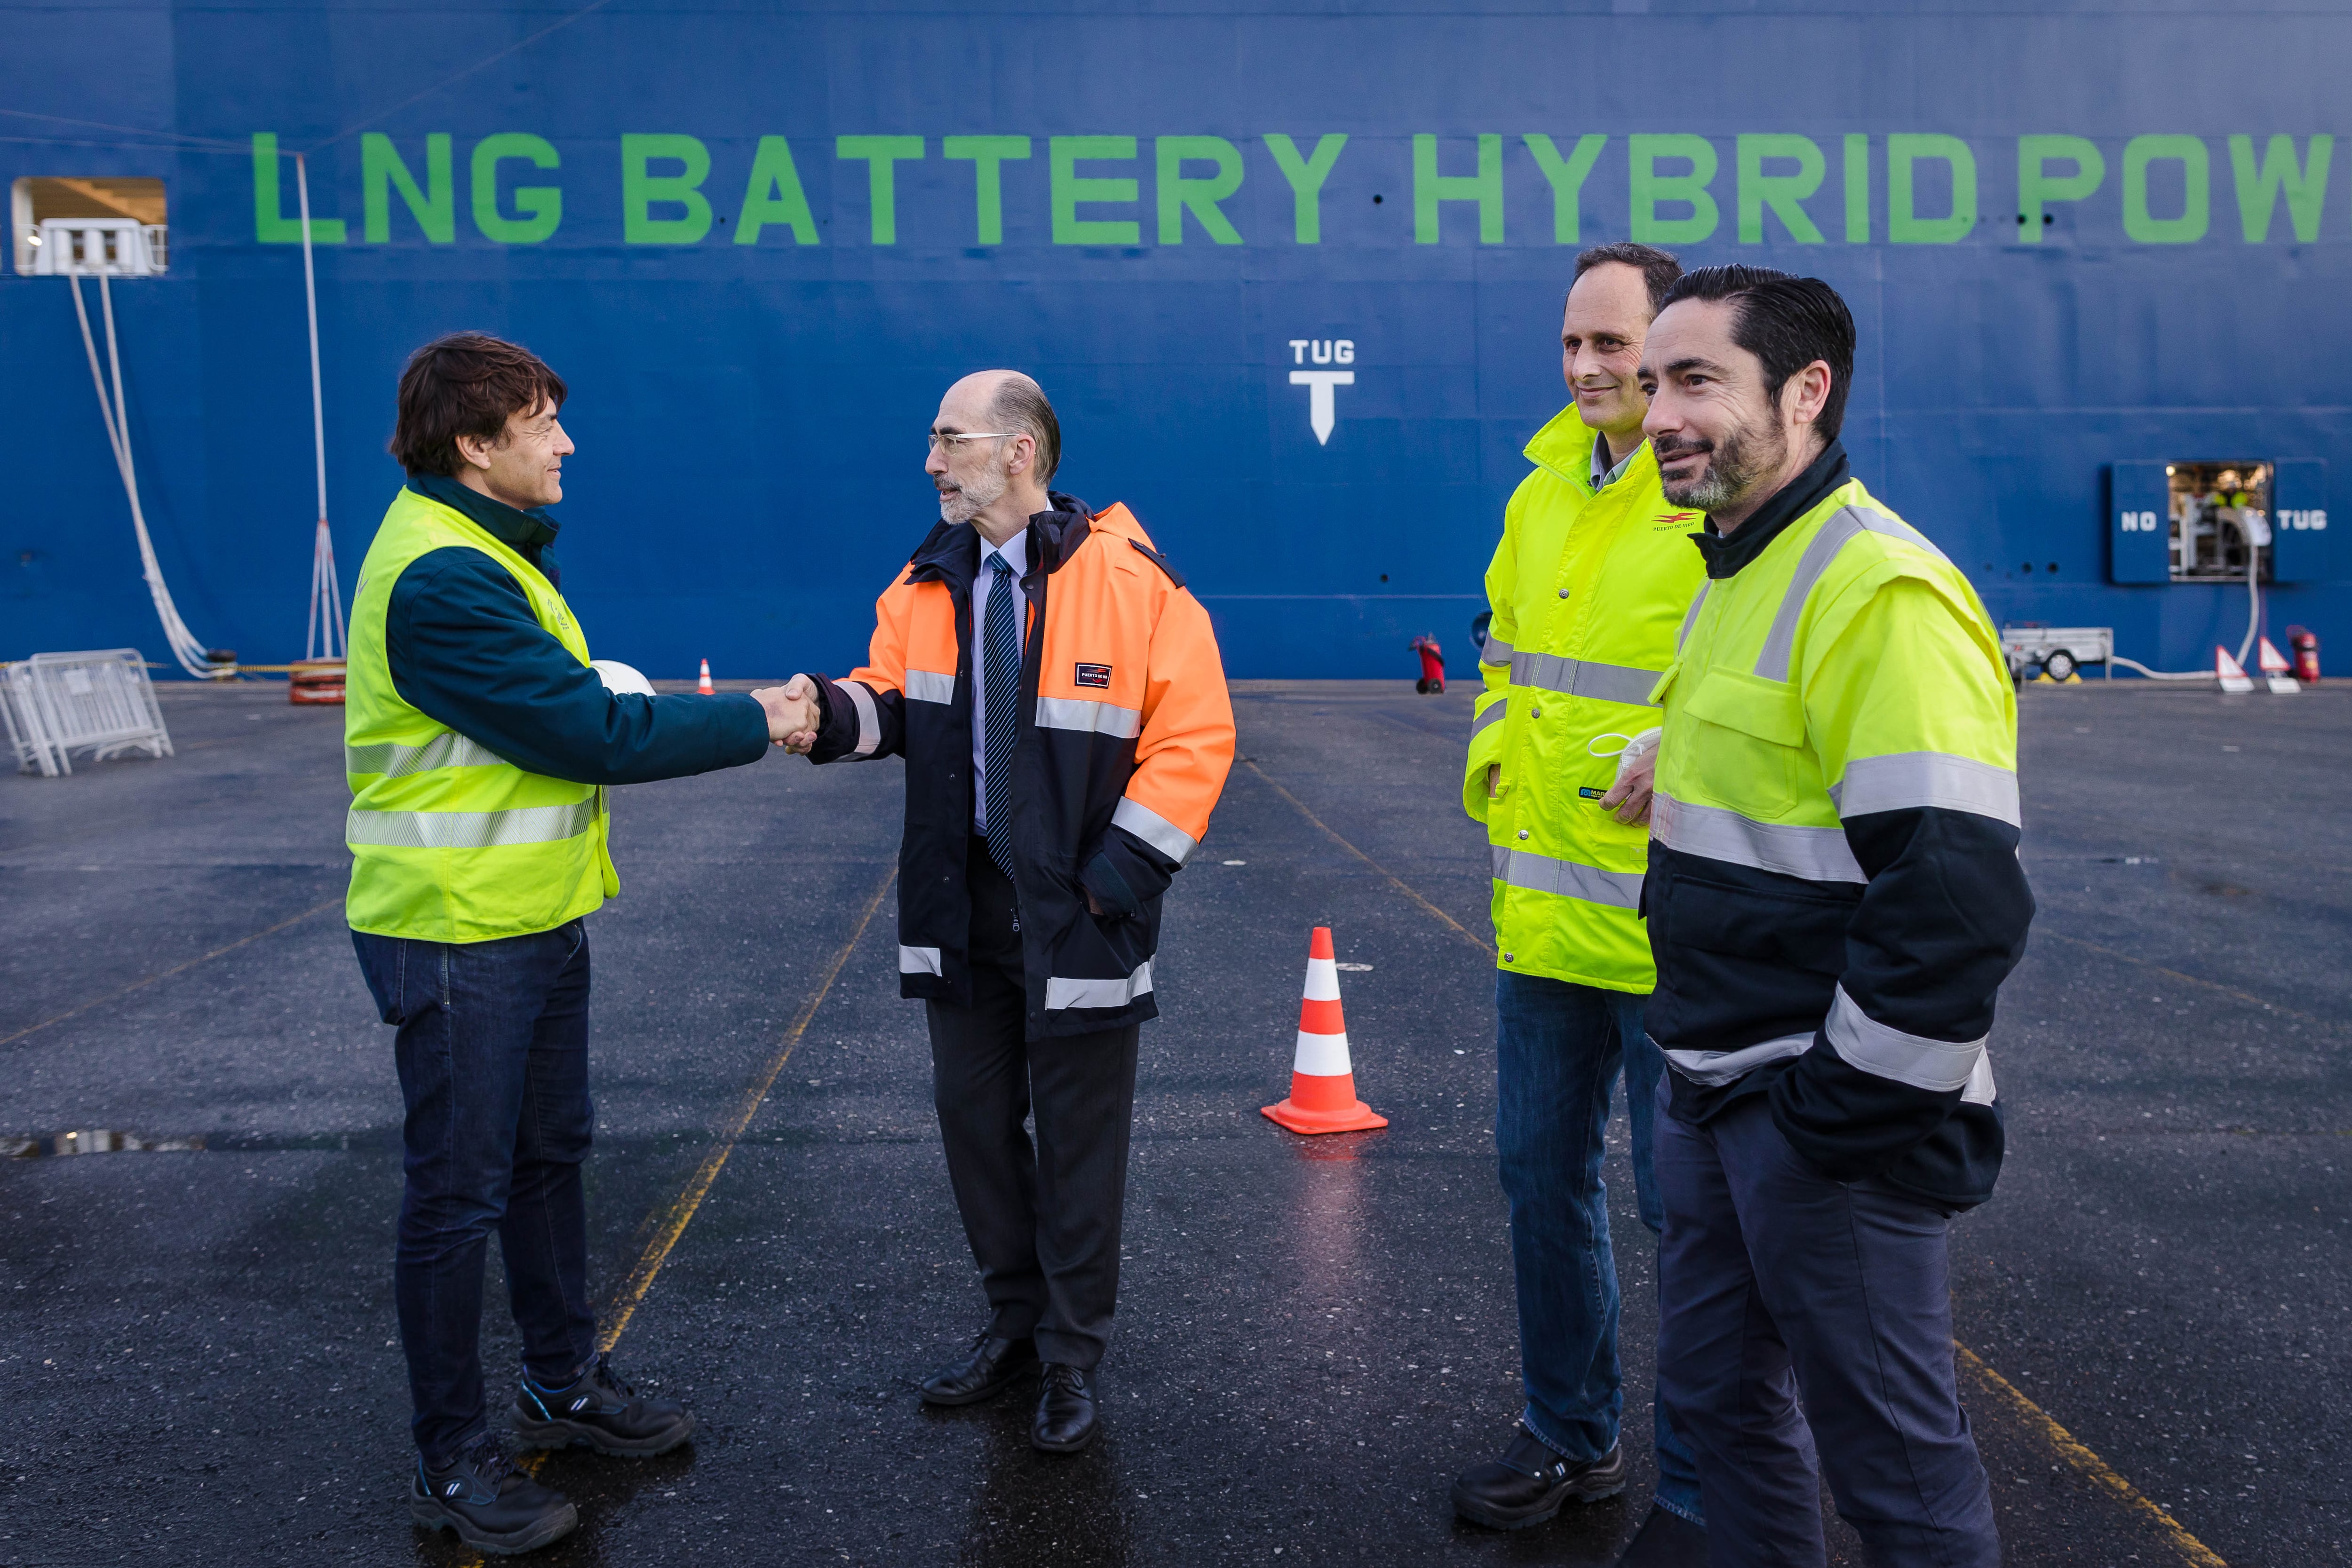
[1690,440,1850,580]
[1522,404,1605,495]
[907,491,1094,588]
[406,472,561,552]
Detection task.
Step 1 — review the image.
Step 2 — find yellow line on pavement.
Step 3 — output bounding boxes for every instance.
[1247,755,2228,1568]
[468,865,897,1562]
[596,864,897,1351]
[1240,757,1492,957]
[1956,1346,2227,1567]
[2034,928,2333,1033]
[0,895,343,1049]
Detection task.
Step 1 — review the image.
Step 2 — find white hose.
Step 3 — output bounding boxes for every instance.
[2112,531,2263,683]
[70,273,223,679]
[296,152,347,663]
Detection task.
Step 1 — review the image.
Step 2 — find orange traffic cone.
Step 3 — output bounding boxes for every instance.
[1262,927,1388,1135]
[697,658,715,696]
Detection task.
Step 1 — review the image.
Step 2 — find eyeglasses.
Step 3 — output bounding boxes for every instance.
[927,430,1014,453]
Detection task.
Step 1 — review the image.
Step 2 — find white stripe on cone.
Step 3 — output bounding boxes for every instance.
[1303,956,1341,1001]
[1293,1029,1353,1077]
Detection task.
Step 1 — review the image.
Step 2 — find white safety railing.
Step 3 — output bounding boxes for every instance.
[0,650,174,776]
[32,217,166,277]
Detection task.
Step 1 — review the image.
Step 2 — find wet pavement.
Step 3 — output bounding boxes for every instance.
[0,678,2344,1565]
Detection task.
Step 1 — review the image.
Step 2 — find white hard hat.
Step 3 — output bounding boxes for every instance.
[589,659,655,696]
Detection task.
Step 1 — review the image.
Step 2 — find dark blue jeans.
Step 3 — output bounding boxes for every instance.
[1495,971,1703,1524]
[353,922,597,1468]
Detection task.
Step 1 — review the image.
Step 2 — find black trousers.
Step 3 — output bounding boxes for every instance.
[925,835,1141,1370]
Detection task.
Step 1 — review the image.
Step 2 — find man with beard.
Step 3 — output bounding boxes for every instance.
[1452,244,1708,1567]
[776,370,1234,1453]
[1635,267,2030,1567]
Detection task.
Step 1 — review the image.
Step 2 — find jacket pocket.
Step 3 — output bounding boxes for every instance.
[1680,669,1804,816]
[1661,870,1852,979]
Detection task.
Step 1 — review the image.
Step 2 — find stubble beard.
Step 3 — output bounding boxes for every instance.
[1656,415,1786,516]
[938,452,1009,525]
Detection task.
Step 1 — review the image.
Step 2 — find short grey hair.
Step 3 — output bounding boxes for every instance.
[1571,242,1683,315]
[987,375,1061,484]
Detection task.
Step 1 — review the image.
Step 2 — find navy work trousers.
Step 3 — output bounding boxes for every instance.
[1653,1083,1999,1567]
[353,922,598,1468]
[1495,971,1702,1522]
[926,836,1141,1371]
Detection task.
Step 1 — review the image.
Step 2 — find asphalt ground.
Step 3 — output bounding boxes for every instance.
[0,677,2344,1566]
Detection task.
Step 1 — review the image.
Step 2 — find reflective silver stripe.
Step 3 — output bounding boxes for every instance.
[1824,984,1986,1093]
[1651,791,1865,884]
[1035,695,1143,738]
[1046,959,1154,1011]
[1677,582,1710,651]
[899,945,943,977]
[1112,797,1197,865]
[1470,700,1506,738]
[1830,751,2020,825]
[344,732,506,778]
[836,679,881,757]
[1479,632,1515,668]
[1490,843,1645,910]
[1508,651,1665,708]
[1664,1032,1812,1087]
[1754,505,1950,682]
[1960,1049,1998,1106]
[345,800,594,850]
[904,668,956,704]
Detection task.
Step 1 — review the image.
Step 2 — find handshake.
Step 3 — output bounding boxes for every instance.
[750,675,823,754]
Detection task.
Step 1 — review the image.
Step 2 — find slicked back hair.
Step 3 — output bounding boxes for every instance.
[389,332,567,477]
[1657,265,1855,443]
[1571,242,1683,315]
[988,376,1061,484]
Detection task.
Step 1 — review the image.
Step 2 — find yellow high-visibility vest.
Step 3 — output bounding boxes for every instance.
[343,486,615,942]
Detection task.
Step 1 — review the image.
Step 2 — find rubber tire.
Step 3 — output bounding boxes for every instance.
[2044,649,2078,681]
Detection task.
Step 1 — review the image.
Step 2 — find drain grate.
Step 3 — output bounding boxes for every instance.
[4,1130,206,1157]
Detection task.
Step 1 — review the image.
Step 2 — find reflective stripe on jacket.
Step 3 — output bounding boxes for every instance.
[1465,407,1707,993]
[807,495,1236,1040]
[1646,470,2034,1209]
[345,486,614,942]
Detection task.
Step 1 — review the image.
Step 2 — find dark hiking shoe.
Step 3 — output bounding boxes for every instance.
[1613,1503,1709,1566]
[513,1351,695,1457]
[410,1432,577,1556]
[1451,1424,1627,1529]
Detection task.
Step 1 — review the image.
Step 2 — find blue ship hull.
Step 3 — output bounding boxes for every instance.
[2,2,2343,679]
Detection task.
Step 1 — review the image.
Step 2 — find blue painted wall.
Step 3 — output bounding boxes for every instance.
[1,1,2344,680]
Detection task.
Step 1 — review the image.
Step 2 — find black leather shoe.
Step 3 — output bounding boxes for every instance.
[920,1332,1040,1407]
[1451,1424,1627,1529]
[1613,1504,1708,1567]
[513,1351,695,1457]
[410,1431,578,1555]
[1031,1362,1099,1453]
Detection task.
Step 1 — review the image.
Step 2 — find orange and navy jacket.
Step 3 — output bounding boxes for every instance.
[806,493,1236,1039]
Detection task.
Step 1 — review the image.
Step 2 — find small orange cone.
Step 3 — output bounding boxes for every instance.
[697,658,715,696]
[1263,927,1388,1135]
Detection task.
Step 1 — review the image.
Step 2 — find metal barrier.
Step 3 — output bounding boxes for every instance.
[1,650,174,776]
[31,217,166,277]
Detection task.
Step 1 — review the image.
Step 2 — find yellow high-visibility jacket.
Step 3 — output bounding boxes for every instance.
[1464,407,1707,992]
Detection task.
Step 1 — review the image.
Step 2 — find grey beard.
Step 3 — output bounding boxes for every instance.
[1659,419,1785,515]
[938,459,1008,525]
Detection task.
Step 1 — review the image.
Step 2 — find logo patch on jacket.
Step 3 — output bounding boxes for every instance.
[1074,662,1112,689]
[1654,511,1699,529]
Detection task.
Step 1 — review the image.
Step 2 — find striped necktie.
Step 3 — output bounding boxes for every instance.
[981,550,1020,879]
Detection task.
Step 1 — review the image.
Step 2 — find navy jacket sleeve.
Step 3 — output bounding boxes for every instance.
[385,546,771,786]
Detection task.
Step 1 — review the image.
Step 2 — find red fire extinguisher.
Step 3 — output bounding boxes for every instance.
[2286,625,2321,683]
[1410,634,1446,694]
